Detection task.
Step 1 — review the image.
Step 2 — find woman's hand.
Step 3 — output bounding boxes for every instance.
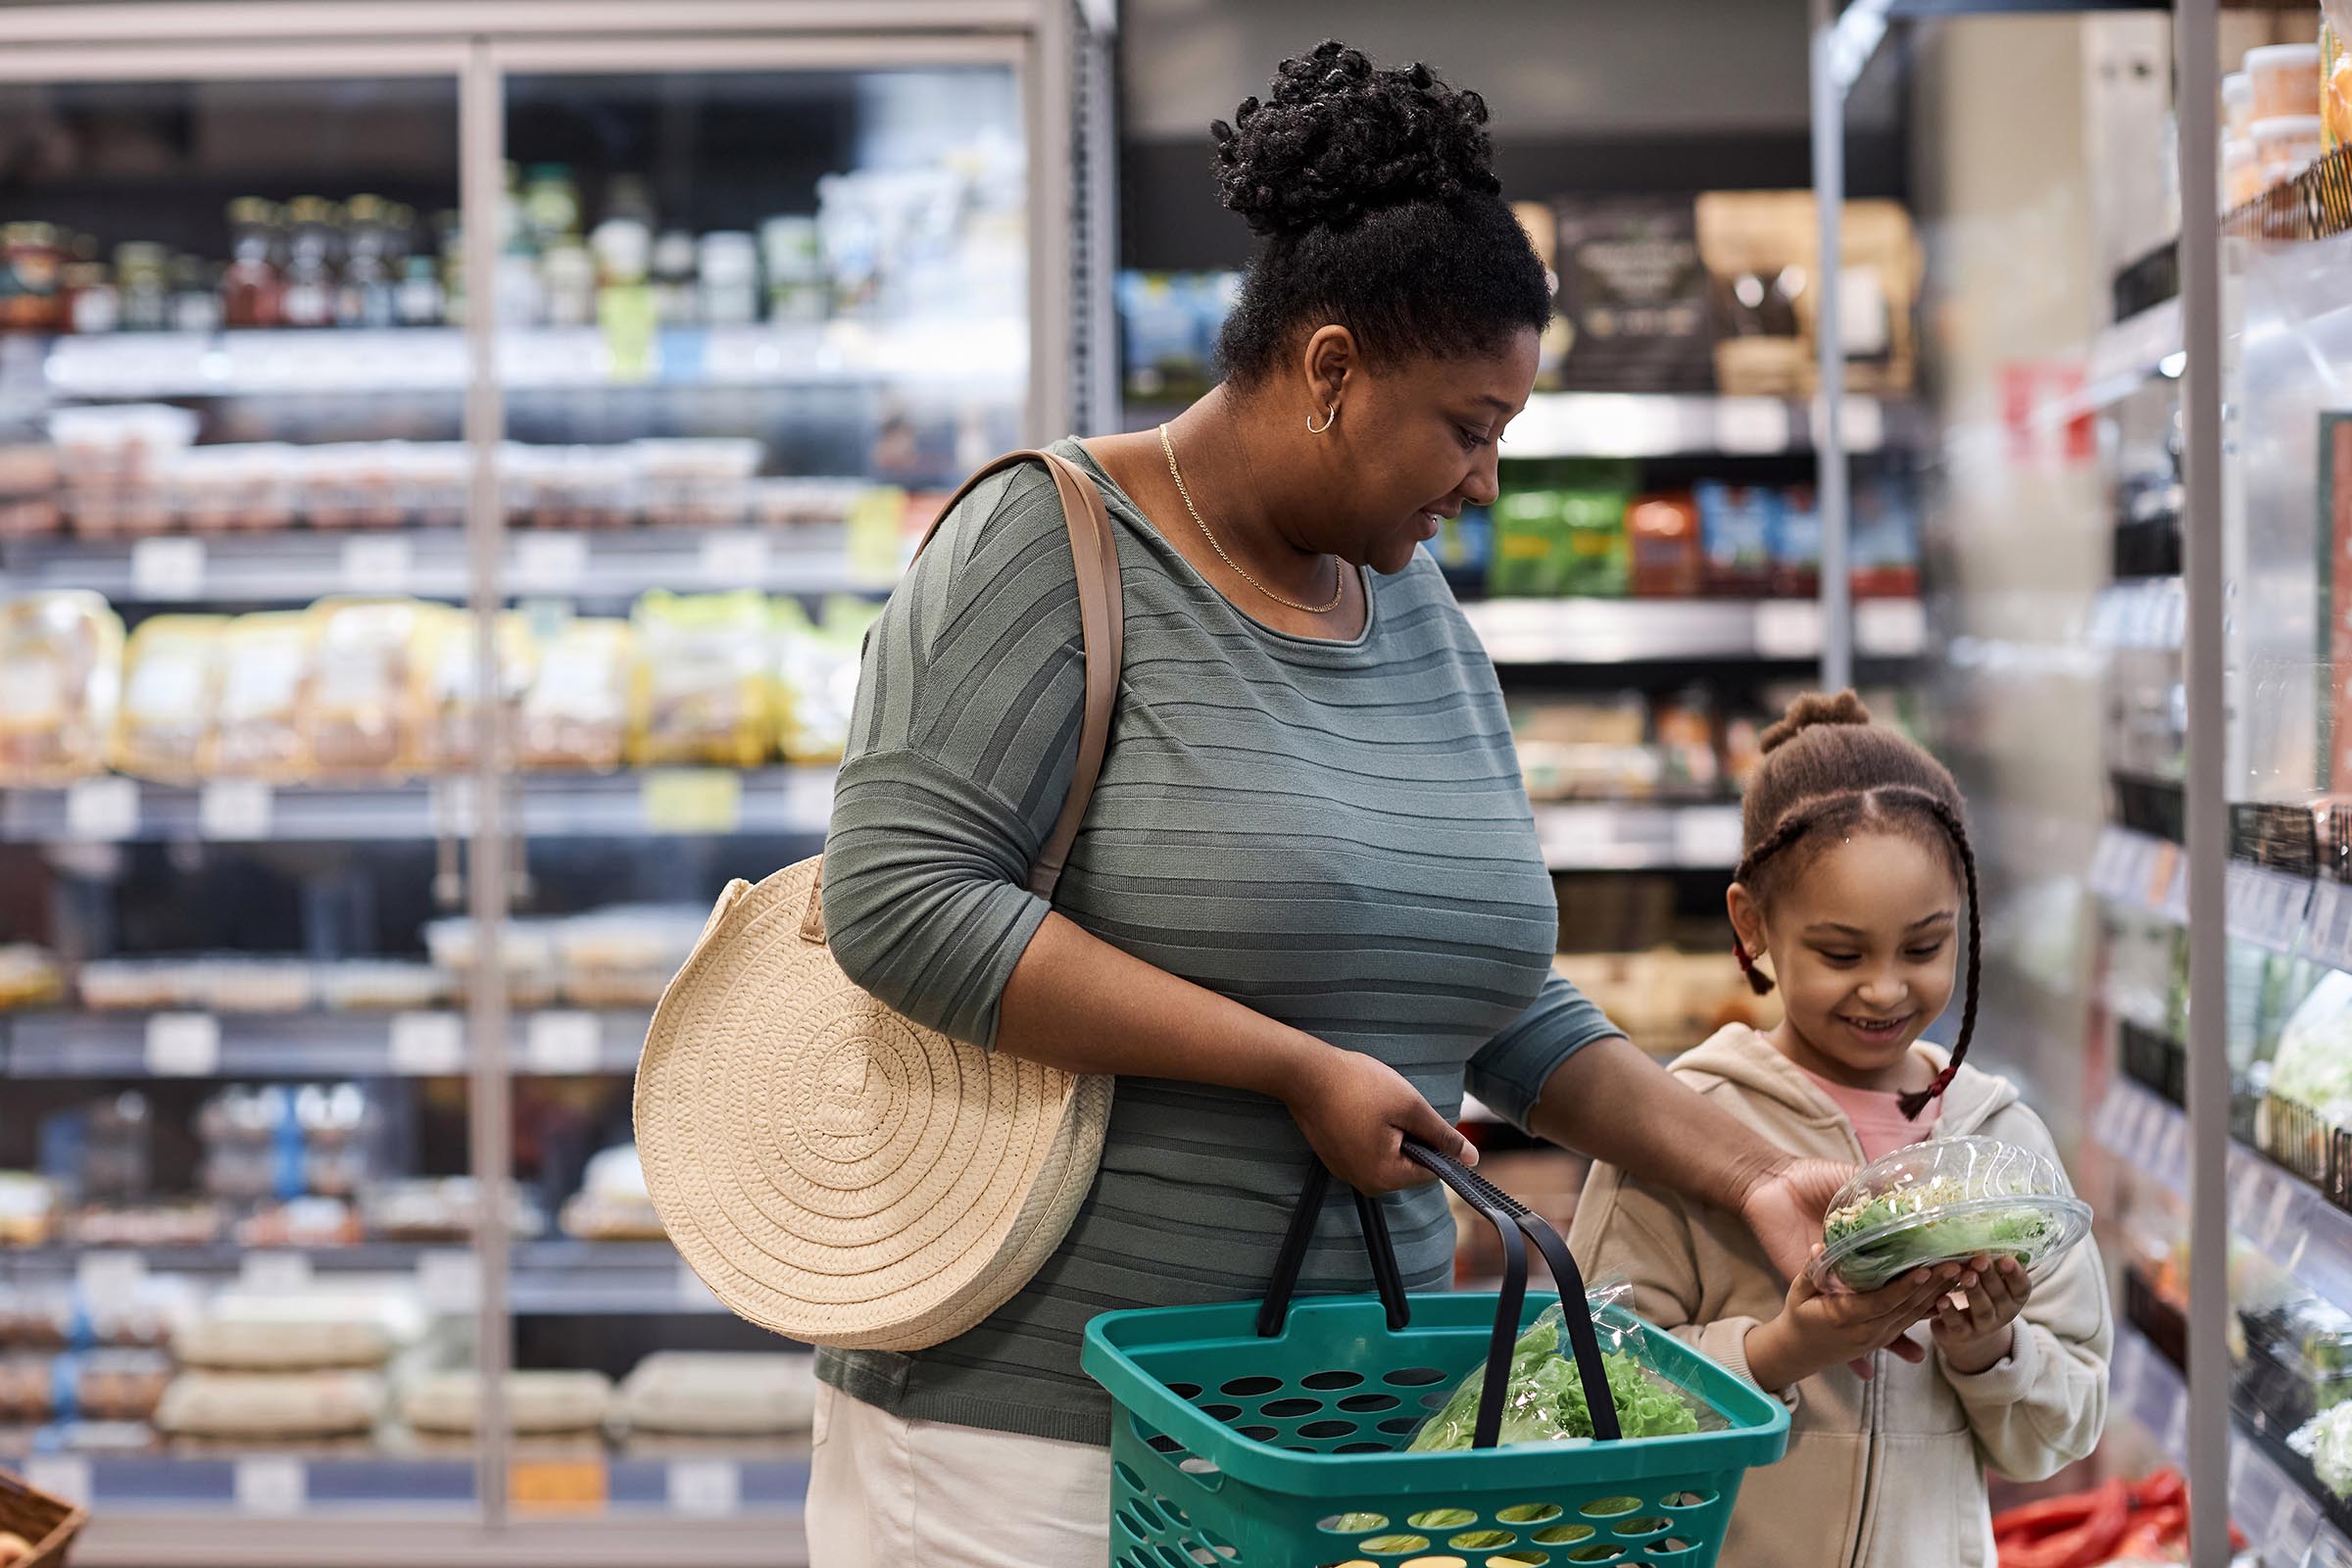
[1737,1156,1934,1374]
[1933,1254,2029,1374]
[1281,1046,1476,1193]
[1743,1249,1974,1394]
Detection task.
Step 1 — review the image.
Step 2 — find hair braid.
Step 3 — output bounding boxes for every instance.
[1898,793,1982,1121]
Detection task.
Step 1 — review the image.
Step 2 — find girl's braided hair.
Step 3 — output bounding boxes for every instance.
[1734,691,1980,1119]
[1207,41,1552,384]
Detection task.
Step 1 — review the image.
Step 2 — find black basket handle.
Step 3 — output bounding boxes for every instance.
[1256,1140,1621,1447]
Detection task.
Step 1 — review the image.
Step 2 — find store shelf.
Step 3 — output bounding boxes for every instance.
[1462,596,1927,665]
[2093,1077,2352,1310]
[1498,392,1922,458]
[0,768,835,845]
[2113,1324,2352,1567]
[0,526,877,605]
[1535,802,1742,870]
[0,1239,725,1316]
[72,1512,804,1568]
[2088,824,2329,959]
[0,1008,649,1079]
[26,320,1025,400]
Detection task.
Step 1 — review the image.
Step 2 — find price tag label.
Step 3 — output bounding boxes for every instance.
[389,1011,464,1076]
[1855,598,1927,658]
[144,1011,220,1076]
[698,531,771,584]
[24,1456,91,1506]
[526,1010,602,1074]
[510,1458,607,1515]
[130,536,206,600]
[416,1250,481,1312]
[64,776,138,841]
[240,1250,313,1293]
[1672,807,1745,869]
[1754,601,1822,661]
[74,1250,144,1299]
[340,535,414,594]
[514,532,588,592]
[1717,399,1793,454]
[667,1459,741,1517]
[641,769,743,835]
[198,779,273,841]
[235,1455,306,1516]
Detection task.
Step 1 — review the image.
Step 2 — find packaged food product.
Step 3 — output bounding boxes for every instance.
[361,1178,540,1242]
[209,612,314,779]
[401,1369,612,1435]
[2254,115,2326,181]
[1850,475,1923,599]
[50,1348,173,1422]
[307,597,432,777]
[2225,71,2256,140]
[632,438,760,528]
[234,1197,363,1248]
[2249,42,2324,121]
[157,1370,385,1437]
[76,956,188,1011]
[192,955,312,1013]
[64,1201,222,1249]
[517,617,632,771]
[47,405,197,537]
[1404,1296,1723,1454]
[174,1289,422,1372]
[0,591,123,785]
[773,598,874,764]
[1769,484,1823,599]
[422,915,559,1007]
[554,905,708,1007]
[314,960,447,1011]
[614,1351,814,1436]
[0,1174,61,1247]
[626,590,774,768]
[111,614,225,782]
[1555,197,1714,393]
[1812,1135,2093,1293]
[0,446,58,539]
[0,947,64,1011]
[420,609,536,772]
[198,1083,381,1203]
[1694,482,1778,597]
[1627,493,1702,598]
[1696,191,1917,398]
[2327,9,2352,151]
[559,1144,664,1242]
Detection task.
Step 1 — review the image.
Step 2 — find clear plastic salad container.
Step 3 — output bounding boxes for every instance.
[1811,1135,2092,1294]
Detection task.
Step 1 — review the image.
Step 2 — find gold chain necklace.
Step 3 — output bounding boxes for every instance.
[1159,423,1346,615]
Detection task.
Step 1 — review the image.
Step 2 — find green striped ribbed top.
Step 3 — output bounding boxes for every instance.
[814,438,1619,1445]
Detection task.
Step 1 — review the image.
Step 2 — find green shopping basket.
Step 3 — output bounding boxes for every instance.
[1081,1142,1790,1568]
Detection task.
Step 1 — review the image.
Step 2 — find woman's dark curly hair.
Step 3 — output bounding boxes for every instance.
[1209,41,1552,386]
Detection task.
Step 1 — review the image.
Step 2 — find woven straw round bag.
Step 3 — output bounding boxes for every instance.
[635,452,1121,1351]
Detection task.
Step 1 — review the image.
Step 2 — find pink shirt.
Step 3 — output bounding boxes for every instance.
[1803,1068,1937,1162]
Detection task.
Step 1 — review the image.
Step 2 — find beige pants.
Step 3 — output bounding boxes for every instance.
[805,1382,1111,1568]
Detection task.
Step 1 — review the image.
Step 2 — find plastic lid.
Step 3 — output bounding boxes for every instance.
[2247,43,2323,67]
[2255,115,2327,138]
[2225,72,2253,102]
[1811,1134,2094,1294]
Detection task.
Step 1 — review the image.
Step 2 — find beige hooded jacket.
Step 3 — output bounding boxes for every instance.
[1566,1024,2111,1568]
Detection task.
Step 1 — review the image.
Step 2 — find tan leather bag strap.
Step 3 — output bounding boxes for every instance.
[802,449,1123,945]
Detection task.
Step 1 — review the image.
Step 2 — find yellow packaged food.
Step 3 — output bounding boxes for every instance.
[517,616,633,771]
[113,614,226,782]
[306,597,434,778]
[0,590,123,785]
[627,589,774,768]
[421,608,538,772]
[771,598,875,766]
[209,612,315,779]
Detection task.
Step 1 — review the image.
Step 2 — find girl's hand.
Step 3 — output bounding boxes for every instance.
[1280,1046,1476,1193]
[1737,1156,1931,1375]
[1933,1254,2031,1374]
[1744,1248,1970,1393]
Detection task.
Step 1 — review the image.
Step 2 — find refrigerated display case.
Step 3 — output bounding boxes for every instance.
[1816,0,2352,1562]
[0,5,1105,1564]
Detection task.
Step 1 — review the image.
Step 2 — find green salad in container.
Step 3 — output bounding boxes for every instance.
[1811,1135,2093,1294]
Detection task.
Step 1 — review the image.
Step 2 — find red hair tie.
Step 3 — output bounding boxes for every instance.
[1732,937,1776,997]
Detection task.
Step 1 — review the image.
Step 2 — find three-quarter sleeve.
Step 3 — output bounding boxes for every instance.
[1465,971,1626,1132]
[818,462,1091,1049]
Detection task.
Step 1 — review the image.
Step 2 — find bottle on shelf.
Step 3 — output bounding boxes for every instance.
[697,231,759,326]
[114,241,171,333]
[2,221,65,333]
[338,194,401,329]
[219,197,285,329]
[651,229,699,327]
[63,259,117,335]
[168,253,221,334]
[396,254,445,329]
[279,196,342,329]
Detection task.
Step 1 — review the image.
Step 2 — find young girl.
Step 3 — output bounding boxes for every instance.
[1567,692,2111,1568]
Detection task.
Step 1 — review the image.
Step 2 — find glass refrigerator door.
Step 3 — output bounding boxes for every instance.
[0,68,503,1532]
[487,52,1030,1528]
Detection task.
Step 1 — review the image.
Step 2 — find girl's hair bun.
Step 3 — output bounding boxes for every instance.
[1209,41,1500,239]
[1758,689,1873,756]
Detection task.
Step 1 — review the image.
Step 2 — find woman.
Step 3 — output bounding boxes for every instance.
[805,41,1956,1565]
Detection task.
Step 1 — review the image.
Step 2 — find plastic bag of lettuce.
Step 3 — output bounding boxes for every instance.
[1406,1293,1726,1452]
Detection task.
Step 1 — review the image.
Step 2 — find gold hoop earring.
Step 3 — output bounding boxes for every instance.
[1306,406,1338,435]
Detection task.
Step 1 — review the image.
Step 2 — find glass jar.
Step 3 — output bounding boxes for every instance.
[169,254,220,333]
[697,232,759,326]
[64,262,117,335]
[220,197,284,328]
[652,230,699,326]
[2,223,64,333]
[279,196,341,329]
[113,241,172,332]
[339,193,399,328]
[521,164,580,249]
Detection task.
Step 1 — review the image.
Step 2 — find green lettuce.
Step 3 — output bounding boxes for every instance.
[1821,1178,2062,1291]
[1404,1313,1710,1451]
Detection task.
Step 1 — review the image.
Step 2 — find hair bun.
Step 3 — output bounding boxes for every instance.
[1758,689,1873,755]
[1209,41,1500,239]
